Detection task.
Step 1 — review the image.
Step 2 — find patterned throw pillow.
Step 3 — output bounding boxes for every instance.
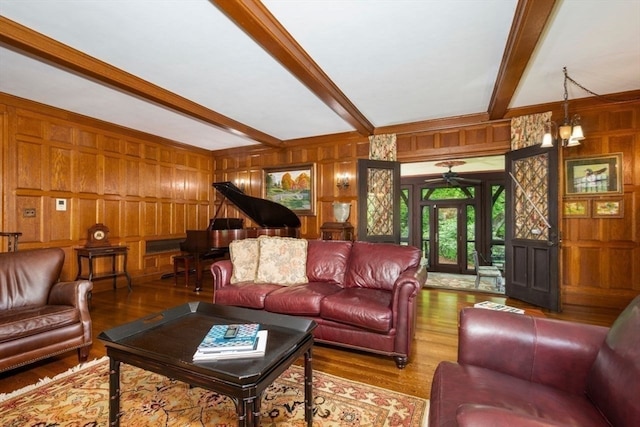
[255,236,308,285]
[229,238,259,283]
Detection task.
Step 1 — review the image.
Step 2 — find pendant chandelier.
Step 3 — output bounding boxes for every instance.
[541,67,585,148]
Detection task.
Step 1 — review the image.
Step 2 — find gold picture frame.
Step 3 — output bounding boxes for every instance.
[564,153,623,196]
[592,199,623,218]
[262,164,315,216]
[563,200,590,218]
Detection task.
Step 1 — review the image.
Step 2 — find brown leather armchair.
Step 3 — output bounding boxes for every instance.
[0,248,93,372]
[429,295,640,426]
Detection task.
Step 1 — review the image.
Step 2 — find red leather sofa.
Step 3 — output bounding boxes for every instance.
[210,239,427,368]
[0,248,93,372]
[429,295,640,426]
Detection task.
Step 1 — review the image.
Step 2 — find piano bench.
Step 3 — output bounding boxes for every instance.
[173,254,195,287]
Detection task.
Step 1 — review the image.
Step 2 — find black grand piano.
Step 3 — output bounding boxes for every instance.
[180,181,301,291]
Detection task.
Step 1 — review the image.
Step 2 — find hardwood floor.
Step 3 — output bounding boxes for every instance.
[0,274,622,399]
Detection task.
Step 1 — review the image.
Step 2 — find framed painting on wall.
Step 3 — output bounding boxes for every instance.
[565,153,623,196]
[563,200,590,218]
[593,199,624,218]
[262,164,315,216]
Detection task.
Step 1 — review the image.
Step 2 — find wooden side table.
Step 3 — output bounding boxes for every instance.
[75,246,132,291]
[320,222,354,241]
[0,232,22,252]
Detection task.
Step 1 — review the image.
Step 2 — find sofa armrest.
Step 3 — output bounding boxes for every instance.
[211,259,233,290]
[392,264,427,304]
[457,405,564,427]
[458,308,608,394]
[390,264,427,353]
[48,280,93,343]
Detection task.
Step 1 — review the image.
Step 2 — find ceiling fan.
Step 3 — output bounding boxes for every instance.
[424,161,482,186]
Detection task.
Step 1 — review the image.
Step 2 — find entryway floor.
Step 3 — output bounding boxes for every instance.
[425,271,504,295]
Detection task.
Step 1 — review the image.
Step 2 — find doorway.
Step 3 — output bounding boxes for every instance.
[401,160,505,277]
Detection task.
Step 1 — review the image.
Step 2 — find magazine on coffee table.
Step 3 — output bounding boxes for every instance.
[197,323,260,353]
[474,301,525,314]
[193,330,268,361]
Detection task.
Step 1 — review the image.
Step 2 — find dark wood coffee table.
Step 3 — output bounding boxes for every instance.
[98,302,316,427]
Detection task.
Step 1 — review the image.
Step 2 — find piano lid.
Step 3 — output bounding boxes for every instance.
[212,181,301,228]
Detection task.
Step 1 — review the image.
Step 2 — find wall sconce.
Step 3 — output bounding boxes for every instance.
[336,173,350,190]
[541,67,585,148]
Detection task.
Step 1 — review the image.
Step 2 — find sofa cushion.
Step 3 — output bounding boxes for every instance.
[264,282,343,316]
[586,295,640,427]
[255,236,308,285]
[320,288,393,333]
[306,240,352,284]
[430,362,609,427]
[0,305,79,343]
[344,241,421,291]
[229,238,259,283]
[214,282,283,309]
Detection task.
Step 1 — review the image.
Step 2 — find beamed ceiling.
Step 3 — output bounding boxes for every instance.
[0,0,639,151]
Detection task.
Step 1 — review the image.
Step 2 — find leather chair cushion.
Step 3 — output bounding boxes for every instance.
[431,362,609,427]
[344,241,421,291]
[264,282,343,316]
[0,305,79,343]
[214,282,282,309]
[586,295,640,427]
[0,248,65,310]
[306,240,352,284]
[320,288,392,332]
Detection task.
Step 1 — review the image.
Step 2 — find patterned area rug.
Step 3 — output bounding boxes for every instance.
[425,272,504,294]
[0,357,428,426]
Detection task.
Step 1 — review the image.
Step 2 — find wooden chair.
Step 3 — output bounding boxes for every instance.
[473,250,502,289]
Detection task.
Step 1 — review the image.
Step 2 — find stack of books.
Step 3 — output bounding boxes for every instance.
[193,323,268,361]
[473,301,525,314]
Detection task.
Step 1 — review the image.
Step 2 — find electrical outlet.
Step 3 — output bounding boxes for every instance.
[23,208,36,218]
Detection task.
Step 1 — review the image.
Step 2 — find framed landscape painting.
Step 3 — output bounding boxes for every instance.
[593,199,623,218]
[563,200,590,218]
[565,153,622,196]
[262,164,315,216]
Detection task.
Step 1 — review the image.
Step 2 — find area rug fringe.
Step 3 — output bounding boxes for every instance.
[0,356,109,402]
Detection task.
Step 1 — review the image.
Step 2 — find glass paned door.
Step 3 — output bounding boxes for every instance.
[436,206,459,267]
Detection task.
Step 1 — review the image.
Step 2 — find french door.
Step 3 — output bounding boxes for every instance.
[505,145,560,311]
[422,196,477,274]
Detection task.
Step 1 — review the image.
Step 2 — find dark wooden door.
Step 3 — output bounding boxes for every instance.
[357,159,401,243]
[505,145,560,311]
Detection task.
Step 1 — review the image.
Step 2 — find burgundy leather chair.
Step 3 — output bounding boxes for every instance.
[429,295,640,426]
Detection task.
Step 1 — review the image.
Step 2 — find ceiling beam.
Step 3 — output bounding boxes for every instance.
[0,16,283,148]
[212,0,375,136]
[488,0,557,120]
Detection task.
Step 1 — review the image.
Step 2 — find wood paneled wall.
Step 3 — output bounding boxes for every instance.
[557,101,640,309]
[0,95,212,291]
[1,92,638,308]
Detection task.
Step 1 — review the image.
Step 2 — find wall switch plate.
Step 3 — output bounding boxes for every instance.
[23,208,36,217]
[56,198,67,211]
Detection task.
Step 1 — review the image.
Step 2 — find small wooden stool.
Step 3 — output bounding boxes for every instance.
[173,254,195,287]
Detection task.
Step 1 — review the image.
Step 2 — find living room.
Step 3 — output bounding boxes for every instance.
[0,1,639,425]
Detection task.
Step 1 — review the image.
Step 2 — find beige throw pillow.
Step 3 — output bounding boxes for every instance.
[229,238,259,283]
[255,236,308,285]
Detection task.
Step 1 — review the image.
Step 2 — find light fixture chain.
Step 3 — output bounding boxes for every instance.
[564,69,640,103]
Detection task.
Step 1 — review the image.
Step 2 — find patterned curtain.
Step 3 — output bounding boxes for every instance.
[368,134,397,161]
[510,112,551,150]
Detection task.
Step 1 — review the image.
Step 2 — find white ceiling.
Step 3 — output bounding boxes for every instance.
[0,0,639,151]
